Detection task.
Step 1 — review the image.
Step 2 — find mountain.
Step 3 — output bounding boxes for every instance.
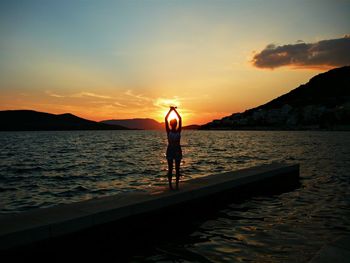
[101,118,201,130]
[0,110,128,131]
[100,118,163,130]
[201,66,350,130]
[183,124,201,130]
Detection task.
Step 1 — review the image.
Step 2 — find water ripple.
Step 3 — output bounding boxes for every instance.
[0,130,350,262]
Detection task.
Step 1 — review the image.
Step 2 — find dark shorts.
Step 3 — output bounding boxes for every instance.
[166,145,182,161]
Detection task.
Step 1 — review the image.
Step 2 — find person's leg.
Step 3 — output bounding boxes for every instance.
[175,159,181,190]
[167,159,174,190]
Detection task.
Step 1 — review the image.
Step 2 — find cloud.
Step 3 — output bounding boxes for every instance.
[72,92,112,99]
[45,91,65,98]
[252,35,350,69]
[45,90,113,100]
[113,101,126,107]
[153,97,181,108]
[124,90,151,102]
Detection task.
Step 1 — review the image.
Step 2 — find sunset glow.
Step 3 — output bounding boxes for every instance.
[167,111,179,123]
[0,1,349,125]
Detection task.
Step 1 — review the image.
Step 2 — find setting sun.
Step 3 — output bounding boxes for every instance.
[167,110,179,122]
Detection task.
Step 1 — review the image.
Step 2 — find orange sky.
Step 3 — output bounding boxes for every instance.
[1,1,348,125]
[0,66,324,125]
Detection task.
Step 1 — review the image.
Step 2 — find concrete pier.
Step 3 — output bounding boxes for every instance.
[0,163,299,252]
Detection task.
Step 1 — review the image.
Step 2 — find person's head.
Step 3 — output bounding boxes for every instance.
[170,118,177,130]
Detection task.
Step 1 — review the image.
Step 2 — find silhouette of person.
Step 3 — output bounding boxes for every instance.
[165,106,182,190]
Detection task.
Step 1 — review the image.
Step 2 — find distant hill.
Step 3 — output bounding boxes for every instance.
[0,110,128,131]
[101,118,200,130]
[101,118,163,130]
[201,66,350,130]
[183,124,201,130]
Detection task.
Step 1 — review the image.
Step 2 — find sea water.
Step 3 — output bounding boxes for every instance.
[0,130,350,262]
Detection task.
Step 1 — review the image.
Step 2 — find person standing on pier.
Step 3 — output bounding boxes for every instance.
[165,106,182,190]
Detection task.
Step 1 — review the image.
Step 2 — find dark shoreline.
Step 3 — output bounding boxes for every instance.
[1,128,350,132]
[199,127,350,131]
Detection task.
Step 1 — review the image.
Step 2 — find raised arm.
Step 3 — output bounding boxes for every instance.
[173,108,182,132]
[165,108,172,133]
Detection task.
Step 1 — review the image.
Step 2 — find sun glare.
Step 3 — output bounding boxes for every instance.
[161,109,180,123]
[168,110,179,122]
